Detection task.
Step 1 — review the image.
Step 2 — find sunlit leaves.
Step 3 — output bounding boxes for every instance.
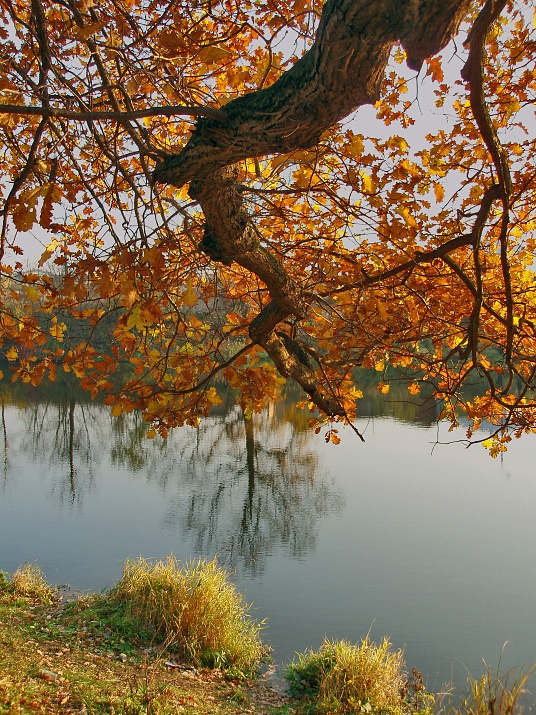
[0,0,534,448]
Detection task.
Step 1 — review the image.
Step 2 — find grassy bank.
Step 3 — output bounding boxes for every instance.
[0,562,288,714]
[0,562,533,715]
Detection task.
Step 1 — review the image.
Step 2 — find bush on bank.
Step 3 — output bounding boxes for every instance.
[0,563,54,603]
[286,637,420,715]
[109,555,266,676]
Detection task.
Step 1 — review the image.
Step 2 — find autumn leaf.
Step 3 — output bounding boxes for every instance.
[433,182,445,203]
[426,57,444,83]
[23,285,41,302]
[181,281,198,308]
[50,322,67,342]
[12,206,37,232]
[38,239,60,267]
[199,45,230,64]
[40,185,63,230]
[72,21,108,40]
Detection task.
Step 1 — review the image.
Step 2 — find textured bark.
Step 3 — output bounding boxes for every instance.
[154,0,471,188]
[154,0,474,419]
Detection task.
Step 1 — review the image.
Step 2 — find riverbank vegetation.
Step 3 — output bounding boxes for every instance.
[1,563,533,715]
[0,561,283,714]
[109,556,266,676]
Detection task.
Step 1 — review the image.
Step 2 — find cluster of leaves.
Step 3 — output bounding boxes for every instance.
[0,0,536,451]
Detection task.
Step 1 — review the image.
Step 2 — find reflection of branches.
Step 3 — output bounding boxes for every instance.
[161,406,345,576]
[1,403,8,490]
[1,382,345,567]
[17,398,101,507]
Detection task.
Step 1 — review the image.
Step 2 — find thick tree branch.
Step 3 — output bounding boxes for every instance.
[151,0,475,420]
[154,0,471,188]
[461,0,514,361]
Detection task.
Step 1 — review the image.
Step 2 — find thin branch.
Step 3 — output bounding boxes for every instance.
[0,104,228,124]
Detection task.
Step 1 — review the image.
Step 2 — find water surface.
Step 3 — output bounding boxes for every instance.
[1,383,535,691]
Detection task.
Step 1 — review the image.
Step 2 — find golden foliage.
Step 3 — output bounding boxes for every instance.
[0,0,535,450]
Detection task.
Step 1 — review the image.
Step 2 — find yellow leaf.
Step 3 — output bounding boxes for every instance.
[345,133,364,158]
[376,299,388,321]
[433,182,445,203]
[5,346,18,361]
[360,171,374,193]
[24,285,41,302]
[50,322,67,342]
[408,382,420,395]
[199,45,230,64]
[207,387,223,406]
[38,239,59,267]
[72,21,107,40]
[111,404,122,417]
[146,427,157,439]
[388,135,409,153]
[126,304,156,330]
[395,205,417,227]
[72,364,85,378]
[182,281,197,308]
[270,153,291,173]
[379,383,390,394]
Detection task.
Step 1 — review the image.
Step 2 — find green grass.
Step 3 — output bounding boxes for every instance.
[0,564,289,714]
[109,555,267,676]
[2,562,535,715]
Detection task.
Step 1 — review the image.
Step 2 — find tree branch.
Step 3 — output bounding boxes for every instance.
[0,104,228,123]
[150,0,475,420]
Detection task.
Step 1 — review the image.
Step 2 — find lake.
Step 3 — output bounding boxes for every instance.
[1,379,536,693]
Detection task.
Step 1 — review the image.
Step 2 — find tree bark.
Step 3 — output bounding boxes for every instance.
[153,0,474,419]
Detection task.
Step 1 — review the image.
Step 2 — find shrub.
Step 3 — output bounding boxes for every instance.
[286,637,408,715]
[110,555,266,675]
[9,564,54,603]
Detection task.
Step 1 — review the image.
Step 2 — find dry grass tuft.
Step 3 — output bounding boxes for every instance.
[110,555,266,675]
[287,636,408,715]
[9,563,54,603]
[443,660,535,715]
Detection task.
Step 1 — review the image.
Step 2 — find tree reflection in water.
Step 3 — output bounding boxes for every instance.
[160,405,345,575]
[0,380,344,574]
[1,373,464,573]
[14,397,102,507]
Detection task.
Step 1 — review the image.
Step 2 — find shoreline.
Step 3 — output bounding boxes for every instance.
[0,589,292,714]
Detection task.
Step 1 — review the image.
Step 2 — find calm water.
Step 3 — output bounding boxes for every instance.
[1,382,536,692]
